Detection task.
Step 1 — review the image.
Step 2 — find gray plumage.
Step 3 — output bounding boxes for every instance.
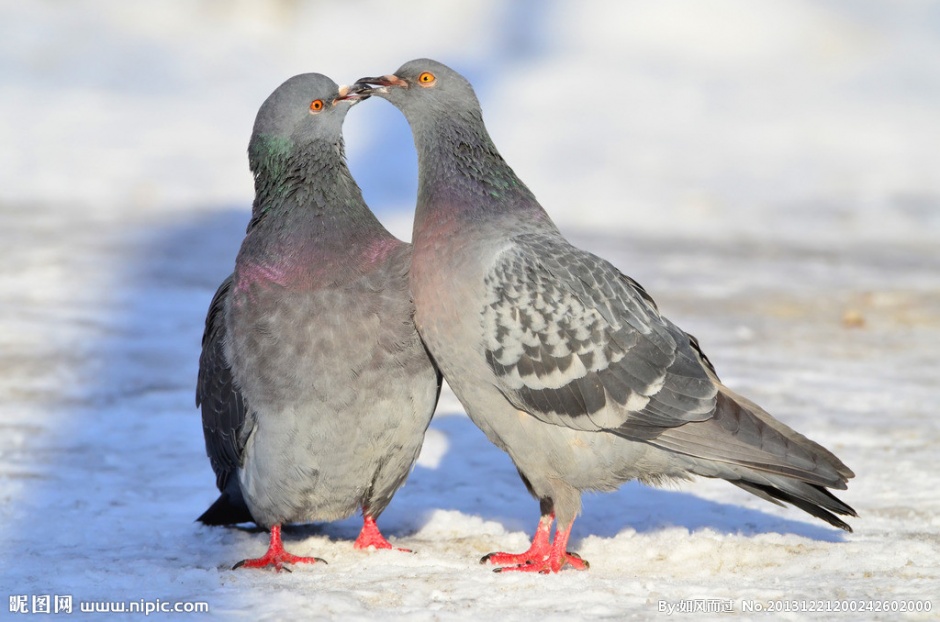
[196,73,440,568]
[357,60,854,572]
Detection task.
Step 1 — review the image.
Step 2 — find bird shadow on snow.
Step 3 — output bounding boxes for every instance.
[9,198,841,607]
[373,416,848,547]
[0,209,850,604]
[153,208,844,557]
[1,206,266,601]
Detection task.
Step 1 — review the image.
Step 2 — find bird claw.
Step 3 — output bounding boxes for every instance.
[491,560,537,574]
[480,551,545,566]
[492,561,547,574]
[539,551,589,571]
[232,553,326,572]
[355,543,414,554]
[353,516,412,552]
[353,533,412,553]
[488,552,588,574]
[565,552,589,570]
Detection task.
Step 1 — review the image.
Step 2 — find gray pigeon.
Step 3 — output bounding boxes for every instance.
[356,59,855,573]
[196,73,441,571]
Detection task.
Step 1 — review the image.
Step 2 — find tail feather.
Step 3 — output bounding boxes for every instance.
[197,479,255,526]
[731,480,856,532]
[646,381,856,530]
[718,384,854,481]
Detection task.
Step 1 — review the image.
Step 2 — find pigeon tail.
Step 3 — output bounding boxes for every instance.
[648,384,856,531]
[730,478,855,532]
[196,479,254,526]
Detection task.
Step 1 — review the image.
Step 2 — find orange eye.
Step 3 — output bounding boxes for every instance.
[417,71,436,86]
[309,99,324,112]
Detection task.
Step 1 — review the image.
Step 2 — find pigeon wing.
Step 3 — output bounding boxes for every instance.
[482,234,718,433]
[196,275,249,491]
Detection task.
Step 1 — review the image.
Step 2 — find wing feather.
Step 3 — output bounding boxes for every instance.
[195,275,249,492]
[482,234,717,432]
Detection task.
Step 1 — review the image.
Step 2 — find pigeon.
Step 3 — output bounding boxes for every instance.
[196,73,441,571]
[355,59,856,573]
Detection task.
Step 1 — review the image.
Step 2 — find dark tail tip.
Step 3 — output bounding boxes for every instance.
[196,490,254,526]
[733,480,856,532]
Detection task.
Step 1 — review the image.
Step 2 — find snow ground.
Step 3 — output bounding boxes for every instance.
[1,1,938,620]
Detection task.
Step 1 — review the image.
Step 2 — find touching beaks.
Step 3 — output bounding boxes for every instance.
[354,74,408,94]
[335,84,371,104]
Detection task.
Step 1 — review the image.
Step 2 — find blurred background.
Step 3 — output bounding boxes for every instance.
[2,2,939,612]
[2,0,938,243]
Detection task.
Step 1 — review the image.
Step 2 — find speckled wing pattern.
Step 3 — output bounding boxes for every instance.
[196,275,248,491]
[482,233,718,433]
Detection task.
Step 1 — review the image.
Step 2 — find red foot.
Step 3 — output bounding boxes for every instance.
[484,516,589,574]
[233,524,325,572]
[481,514,552,566]
[495,551,589,574]
[353,515,411,552]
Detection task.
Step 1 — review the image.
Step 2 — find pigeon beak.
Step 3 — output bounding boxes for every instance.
[354,74,408,95]
[335,84,371,105]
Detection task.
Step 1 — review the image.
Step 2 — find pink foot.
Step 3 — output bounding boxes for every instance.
[353,515,411,552]
[481,514,553,566]
[480,514,555,572]
[233,525,325,572]
[486,517,589,574]
[494,551,589,574]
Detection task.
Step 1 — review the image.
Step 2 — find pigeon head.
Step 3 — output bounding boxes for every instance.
[244,73,377,233]
[355,59,547,223]
[355,59,482,121]
[249,73,367,167]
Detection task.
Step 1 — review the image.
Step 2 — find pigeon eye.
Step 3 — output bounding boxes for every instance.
[417,72,436,87]
[309,99,324,113]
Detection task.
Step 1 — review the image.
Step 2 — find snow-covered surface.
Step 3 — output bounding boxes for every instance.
[1,1,938,619]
